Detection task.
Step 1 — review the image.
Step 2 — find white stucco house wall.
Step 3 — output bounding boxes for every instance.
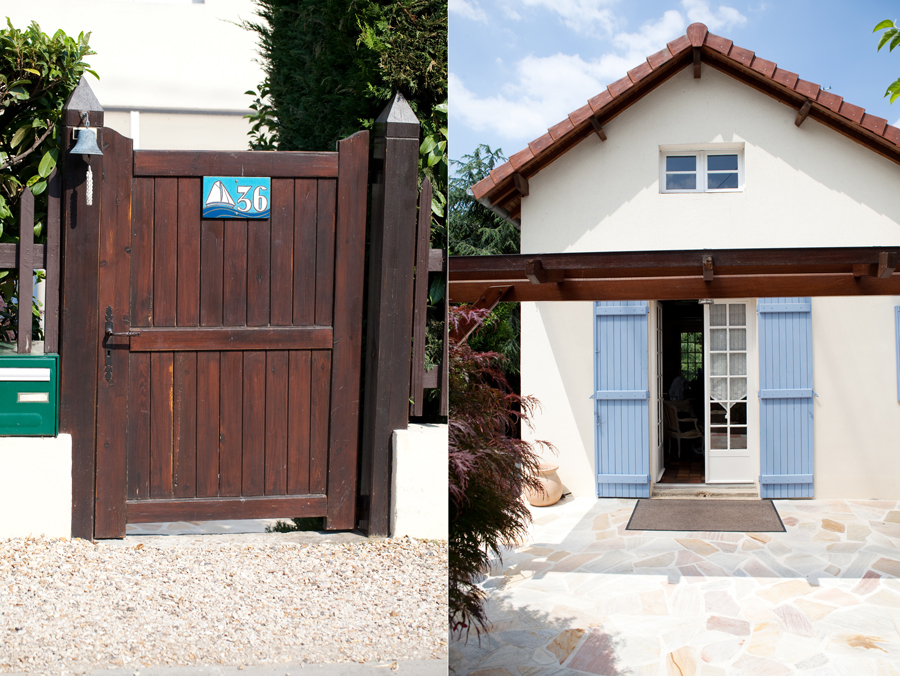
[464,23,900,501]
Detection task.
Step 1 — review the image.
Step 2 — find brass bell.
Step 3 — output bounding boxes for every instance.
[71,111,102,156]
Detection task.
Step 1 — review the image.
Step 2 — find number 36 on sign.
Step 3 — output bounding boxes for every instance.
[202,176,271,219]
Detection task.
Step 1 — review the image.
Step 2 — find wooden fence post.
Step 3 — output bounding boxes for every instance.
[359,93,420,536]
[58,77,104,540]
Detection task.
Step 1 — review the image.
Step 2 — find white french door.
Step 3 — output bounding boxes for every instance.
[654,302,665,481]
[704,300,758,483]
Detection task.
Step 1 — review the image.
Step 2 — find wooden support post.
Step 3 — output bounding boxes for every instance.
[360,93,420,537]
[512,172,529,197]
[44,169,62,353]
[58,77,104,540]
[879,251,898,278]
[795,100,812,127]
[409,178,433,418]
[693,48,702,78]
[702,255,714,282]
[17,189,34,354]
[590,116,607,141]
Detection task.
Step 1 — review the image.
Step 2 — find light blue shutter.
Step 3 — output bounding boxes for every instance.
[758,298,814,498]
[594,301,650,498]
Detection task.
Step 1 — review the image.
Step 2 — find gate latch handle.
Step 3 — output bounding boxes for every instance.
[104,306,141,338]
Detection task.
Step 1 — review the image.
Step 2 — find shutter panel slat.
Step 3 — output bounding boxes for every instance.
[594,301,650,498]
[758,297,814,498]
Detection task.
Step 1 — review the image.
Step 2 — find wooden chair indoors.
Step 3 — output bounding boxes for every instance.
[663,400,703,460]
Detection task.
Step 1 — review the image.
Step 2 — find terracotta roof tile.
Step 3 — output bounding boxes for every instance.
[548,117,575,141]
[884,125,900,145]
[861,113,887,136]
[772,67,799,89]
[528,133,554,157]
[489,162,514,185]
[794,79,820,99]
[686,23,707,47]
[838,101,864,124]
[475,22,900,207]
[729,45,754,67]
[704,32,733,55]
[608,75,634,98]
[588,89,613,113]
[628,61,653,84]
[509,147,535,171]
[749,56,776,77]
[816,89,843,112]
[647,47,673,70]
[470,175,495,201]
[667,34,691,56]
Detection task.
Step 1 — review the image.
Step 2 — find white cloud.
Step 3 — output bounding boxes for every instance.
[499,0,620,36]
[681,0,747,31]
[613,10,685,56]
[449,0,488,23]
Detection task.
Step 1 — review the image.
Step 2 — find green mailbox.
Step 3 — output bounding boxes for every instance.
[0,352,59,436]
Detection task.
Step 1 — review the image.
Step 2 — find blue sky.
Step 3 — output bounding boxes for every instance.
[449,0,900,164]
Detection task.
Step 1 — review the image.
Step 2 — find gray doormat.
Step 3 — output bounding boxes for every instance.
[626,499,785,532]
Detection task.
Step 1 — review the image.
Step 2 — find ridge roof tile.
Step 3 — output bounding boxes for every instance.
[568,104,594,127]
[862,113,888,136]
[588,89,613,113]
[838,101,864,123]
[884,125,900,145]
[647,47,674,69]
[816,89,843,112]
[489,162,513,185]
[608,75,634,98]
[686,23,707,47]
[667,34,691,56]
[794,79,820,99]
[749,56,776,77]
[729,45,754,66]
[548,118,575,141]
[528,133,554,157]
[509,147,535,170]
[704,32,733,55]
[772,67,799,89]
[628,62,653,84]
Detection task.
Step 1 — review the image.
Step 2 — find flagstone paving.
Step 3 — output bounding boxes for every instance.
[450,496,900,675]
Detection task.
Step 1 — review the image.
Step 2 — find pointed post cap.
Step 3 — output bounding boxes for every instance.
[686,23,708,48]
[63,76,103,127]
[374,91,419,139]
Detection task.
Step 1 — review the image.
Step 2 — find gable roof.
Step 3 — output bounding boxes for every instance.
[471,22,900,223]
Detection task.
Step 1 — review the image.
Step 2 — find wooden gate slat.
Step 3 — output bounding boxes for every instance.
[310,351,332,495]
[287,350,312,495]
[247,220,271,326]
[173,352,198,498]
[131,178,154,327]
[265,351,289,495]
[315,179,336,326]
[219,351,243,496]
[126,494,327,523]
[153,178,178,327]
[44,169,61,353]
[177,179,201,327]
[149,352,175,498]
[223,220,248,326]
[293,180,317,326]
[326,130,369,529]
[94,130,133,538]
[196,351,221,497]
[127,352,151,500]
[199,221,224,326]
[270,179,294,326]
[242,351,267,495]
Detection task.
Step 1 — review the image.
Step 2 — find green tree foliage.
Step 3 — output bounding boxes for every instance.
[0,20,95,339]
[874,19,900,103]
[449,306,552,636]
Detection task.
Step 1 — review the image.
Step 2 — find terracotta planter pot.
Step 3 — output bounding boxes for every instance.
[525,462,563,507]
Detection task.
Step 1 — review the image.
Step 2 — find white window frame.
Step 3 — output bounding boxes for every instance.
[660,148,744,194]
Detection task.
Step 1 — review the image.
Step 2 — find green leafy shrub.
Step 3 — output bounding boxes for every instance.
[449,306,553,636]
[0,20,95,338]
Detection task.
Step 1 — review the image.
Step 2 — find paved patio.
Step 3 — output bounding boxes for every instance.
[450,496,900,675]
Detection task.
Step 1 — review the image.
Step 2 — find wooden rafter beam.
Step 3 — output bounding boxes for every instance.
[879,251,898,278]
[702,255,714,282]
[525,259,565,285]
[450,285,512,343]
[795,100,812,127]
[512,172,529,197]
[693,48,701,78]
[589,116,607,141]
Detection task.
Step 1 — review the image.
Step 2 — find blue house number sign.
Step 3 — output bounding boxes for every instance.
[202,176,270,219]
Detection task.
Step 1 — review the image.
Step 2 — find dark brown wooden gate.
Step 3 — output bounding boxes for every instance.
[84,129,368,538]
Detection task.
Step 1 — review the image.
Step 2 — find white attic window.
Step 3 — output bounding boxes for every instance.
[660,146,744,194]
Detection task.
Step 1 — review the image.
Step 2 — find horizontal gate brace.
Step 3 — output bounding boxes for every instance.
[597,473,650,484]
[759,474,813,485]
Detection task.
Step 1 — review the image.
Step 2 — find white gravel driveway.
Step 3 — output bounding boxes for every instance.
[0,533,447,674]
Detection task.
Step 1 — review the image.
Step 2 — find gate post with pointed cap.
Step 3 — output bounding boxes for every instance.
[359,93,421,536]
[58,76,104,540]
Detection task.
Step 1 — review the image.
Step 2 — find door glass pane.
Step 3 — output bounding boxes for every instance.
[666,173,696,190]
[730,377,747,401]
[710,329,727,351]
[711,428,728,449]
[730,427,748,449]
[710,305,727,327]
[711,377,728,401]
[730,328,746,351]
[708,172,738,190]
[710,402,727,425]
[730,353,746,375]
[711,353,727,376]
[729,402,747,425]
[728,304,746,326]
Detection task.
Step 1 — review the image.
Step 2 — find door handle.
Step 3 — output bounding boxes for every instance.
[104,306,141,337]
